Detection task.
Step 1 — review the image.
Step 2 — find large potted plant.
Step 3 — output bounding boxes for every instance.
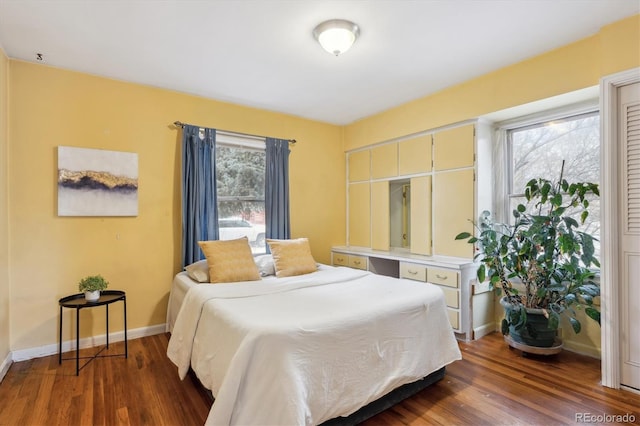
[456,164,600,348]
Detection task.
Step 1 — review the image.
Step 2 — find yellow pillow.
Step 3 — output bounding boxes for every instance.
[267,238,317,277]
[198,237,261,283]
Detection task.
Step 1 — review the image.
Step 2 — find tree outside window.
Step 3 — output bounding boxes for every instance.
[216,144,266,254]
[508,111,600,255]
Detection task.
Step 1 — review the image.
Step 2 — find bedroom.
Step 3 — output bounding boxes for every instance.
[0,1,639,424]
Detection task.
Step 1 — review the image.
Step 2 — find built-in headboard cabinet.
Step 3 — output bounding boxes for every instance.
[338,120,494,340]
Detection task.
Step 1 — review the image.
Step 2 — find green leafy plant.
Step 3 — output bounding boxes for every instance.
[455,163,600,337]
[78,275,109,292]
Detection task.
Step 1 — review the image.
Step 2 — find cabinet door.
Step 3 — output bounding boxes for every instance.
[433,124,474,171]
[410,175,432,255]
[371,181,390,250]
[433,169,474,258]
[348,150,370,182]
[348,182,371,247]
[399,134,432,175]
[371,143,398,179]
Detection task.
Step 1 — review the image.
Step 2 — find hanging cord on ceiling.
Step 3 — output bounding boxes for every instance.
[172,121,297,145]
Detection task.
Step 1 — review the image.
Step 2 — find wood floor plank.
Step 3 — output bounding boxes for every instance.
[0,332,638,425]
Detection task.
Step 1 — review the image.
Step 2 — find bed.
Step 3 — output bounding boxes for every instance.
[168,237,462,424]
[167,250,462,426]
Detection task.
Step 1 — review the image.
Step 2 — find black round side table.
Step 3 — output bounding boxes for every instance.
[58,290,128,375]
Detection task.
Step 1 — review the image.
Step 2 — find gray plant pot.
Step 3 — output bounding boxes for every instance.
[500,297,557,348]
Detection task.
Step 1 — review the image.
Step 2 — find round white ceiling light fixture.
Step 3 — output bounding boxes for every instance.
[313,19,360,56]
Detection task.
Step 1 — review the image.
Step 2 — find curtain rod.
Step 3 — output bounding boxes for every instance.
[173,121,297,145]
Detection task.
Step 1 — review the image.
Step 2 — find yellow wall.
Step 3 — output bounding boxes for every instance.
[342,15,639,357]
[8,61,345,350]
[4,14,638,357]
[345,14,640,150]
[0,48,9,363]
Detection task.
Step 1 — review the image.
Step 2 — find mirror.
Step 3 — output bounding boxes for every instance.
[389,179,410,249]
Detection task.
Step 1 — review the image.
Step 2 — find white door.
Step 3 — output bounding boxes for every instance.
[619,81,640,391]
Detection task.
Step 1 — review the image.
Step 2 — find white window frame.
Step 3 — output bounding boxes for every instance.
[494,100,599,223]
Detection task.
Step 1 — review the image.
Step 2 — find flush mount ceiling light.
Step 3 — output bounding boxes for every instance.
[313,19,360,56]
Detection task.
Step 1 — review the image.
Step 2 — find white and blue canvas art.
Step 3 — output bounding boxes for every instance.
[58,146,139,216]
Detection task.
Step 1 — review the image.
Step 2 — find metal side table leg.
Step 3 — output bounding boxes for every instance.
[58,305,62,365]
[75,308,80,376]
[124,296,128,358]
[106,303,109,349]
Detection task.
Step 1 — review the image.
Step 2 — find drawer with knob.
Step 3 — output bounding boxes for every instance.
[332,253,349,266]
[427,267,459,288]
[332,252,368,271]
[348,255,368,270]
[399,262,427,282]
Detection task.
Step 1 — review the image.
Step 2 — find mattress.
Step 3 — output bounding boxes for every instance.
[166,272,194,333]
[166,271,278,332]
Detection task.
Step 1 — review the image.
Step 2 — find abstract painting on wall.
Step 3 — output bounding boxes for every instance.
[58,146,138,216]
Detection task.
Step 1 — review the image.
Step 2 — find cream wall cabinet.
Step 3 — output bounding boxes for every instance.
[410,175,431,255]
[371,181,390,250]
[348,150,370,182]
[399,134,432,175]
[331,246,495,341]
[345,120,491,259]
[433,169,475,258]
[430,121,492,259]
[371,143,398,179]
[348,183,370,247]
[433,124,474,171]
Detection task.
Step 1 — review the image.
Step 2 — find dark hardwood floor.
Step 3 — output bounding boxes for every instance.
[0,332,638,425]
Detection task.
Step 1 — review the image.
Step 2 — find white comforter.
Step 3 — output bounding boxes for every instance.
[167,265,461,425]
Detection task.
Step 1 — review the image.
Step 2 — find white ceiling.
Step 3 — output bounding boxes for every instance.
[0,0,638,125]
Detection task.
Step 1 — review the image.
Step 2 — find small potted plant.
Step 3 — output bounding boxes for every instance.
[78,274,109,302]
[455,162,600,349]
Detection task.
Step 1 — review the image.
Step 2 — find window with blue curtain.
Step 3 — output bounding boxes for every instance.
[181,128,291,267]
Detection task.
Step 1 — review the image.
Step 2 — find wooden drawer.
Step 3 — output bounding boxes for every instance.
[399,262,427,282]
[427,267,459,288]
[441,286,460,309]
[348,255,368,270]
[447,308,460,330]
[332,253,348,266]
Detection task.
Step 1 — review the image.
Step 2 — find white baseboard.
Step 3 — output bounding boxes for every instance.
[473,323,496,340]
[11,323,166,362]
[0,352,12,383]
[562,339,602,359]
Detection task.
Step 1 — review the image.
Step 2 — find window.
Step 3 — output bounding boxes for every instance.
[216,136,266,254]
[506,110,600,252]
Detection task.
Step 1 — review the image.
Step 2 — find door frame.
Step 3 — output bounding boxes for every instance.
[600,67,640,389]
